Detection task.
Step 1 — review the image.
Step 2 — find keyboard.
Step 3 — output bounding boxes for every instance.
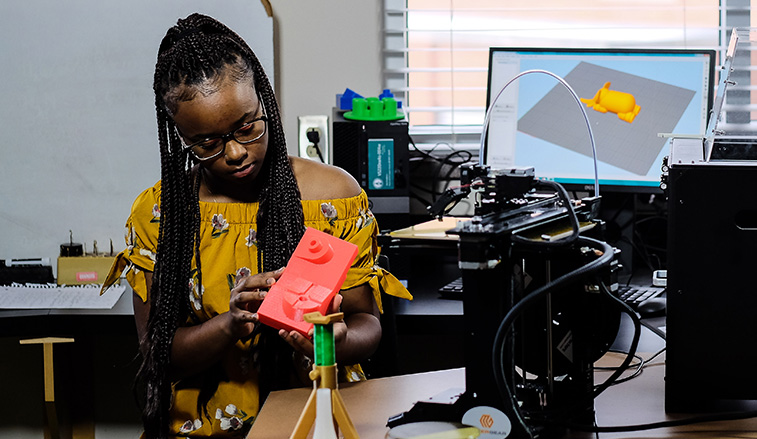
[440,277,666,310]
[437,276,464,299]
[617,284,666,310]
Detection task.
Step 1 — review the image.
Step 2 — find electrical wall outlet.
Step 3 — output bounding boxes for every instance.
[298,115,330,163]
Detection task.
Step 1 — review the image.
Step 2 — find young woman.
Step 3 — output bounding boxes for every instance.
[102,13,411,438]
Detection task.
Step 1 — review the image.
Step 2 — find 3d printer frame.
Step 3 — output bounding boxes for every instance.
[389,164,622,438]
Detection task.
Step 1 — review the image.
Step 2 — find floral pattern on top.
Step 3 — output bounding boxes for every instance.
[125,226,135,251]
[216,404,248,431]
[245,228,257,248]
[320,202,338,226]
[179,419,202,435]
[151,203,161,223]
[188,269,204,311]
[211,213,229,238]
[227,266,251,291]
[356,208,374,230]
[139,248,157,264]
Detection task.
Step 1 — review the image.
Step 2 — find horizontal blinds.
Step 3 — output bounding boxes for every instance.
[383,0,727,150]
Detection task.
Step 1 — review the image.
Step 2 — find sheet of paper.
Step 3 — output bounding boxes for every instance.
[0,284,126,309]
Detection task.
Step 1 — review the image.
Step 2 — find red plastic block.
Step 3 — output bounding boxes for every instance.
[257,227,359,338]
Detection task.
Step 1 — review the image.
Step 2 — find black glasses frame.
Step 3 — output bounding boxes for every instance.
[177,103,268,161]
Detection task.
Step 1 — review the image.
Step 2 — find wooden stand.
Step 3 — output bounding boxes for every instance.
[19,337,75,439]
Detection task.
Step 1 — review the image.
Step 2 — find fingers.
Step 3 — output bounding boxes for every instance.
[279,329,314,358]
[233,288,267,304]
[224,308,257,340]
[234,266,285,292]
[230,267,284,313]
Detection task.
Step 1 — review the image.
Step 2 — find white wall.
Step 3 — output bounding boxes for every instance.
[0,0,382,266]
[272,0,383,156]
[0,3,383,437]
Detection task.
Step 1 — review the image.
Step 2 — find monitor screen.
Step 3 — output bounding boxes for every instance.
[485,48,716,193]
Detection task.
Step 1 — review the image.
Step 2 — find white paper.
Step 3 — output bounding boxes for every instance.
[0,284,126,309]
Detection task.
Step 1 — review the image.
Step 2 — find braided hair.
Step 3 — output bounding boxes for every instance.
[140,13,305,438]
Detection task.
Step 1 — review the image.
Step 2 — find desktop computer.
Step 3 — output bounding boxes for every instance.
[666,163,757,411]
[331,109,411,230]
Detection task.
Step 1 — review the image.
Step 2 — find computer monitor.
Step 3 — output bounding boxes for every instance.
[485,48,716,193]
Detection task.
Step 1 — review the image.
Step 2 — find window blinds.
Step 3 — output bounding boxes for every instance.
[383,0,737,151]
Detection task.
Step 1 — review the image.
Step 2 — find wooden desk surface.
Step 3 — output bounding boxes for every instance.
[248,353,757,438]
[248,368,464,439]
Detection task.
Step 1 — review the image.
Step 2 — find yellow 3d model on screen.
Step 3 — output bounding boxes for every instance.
[580,82,641,123]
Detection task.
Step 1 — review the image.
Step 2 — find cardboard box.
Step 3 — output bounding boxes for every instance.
[57,256,115,285]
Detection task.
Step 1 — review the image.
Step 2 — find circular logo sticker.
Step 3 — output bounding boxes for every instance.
[462,406,512,439]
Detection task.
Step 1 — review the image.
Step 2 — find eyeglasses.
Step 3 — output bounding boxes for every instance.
[177,111,268,161]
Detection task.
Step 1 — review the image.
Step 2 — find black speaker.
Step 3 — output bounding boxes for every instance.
[666,163,757,411]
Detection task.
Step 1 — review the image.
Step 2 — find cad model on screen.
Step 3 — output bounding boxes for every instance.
[256,227,359,338]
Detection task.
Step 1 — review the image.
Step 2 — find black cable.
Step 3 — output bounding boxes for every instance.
[440,150,474,183]
[431,150,474,202]
[568,328,757,433]
[491,236,616,437]
[646,346,666,363]
[306,128,325,163]
[408,135,475,206]
[593,350,643,371]
[604,347,668,387]
[594,348,666,386]
[510,179,580,248]
[640,319,667,341]
[408,134,443,162]
[597,351,644,386]
[592,281,641,398]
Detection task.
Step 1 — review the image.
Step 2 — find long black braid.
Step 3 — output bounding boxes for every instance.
[139,13,305,438]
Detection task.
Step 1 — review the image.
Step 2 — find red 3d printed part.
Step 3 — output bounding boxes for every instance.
[256,227,359,338]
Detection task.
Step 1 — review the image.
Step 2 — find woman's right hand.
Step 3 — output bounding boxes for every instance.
[227,267,285,339]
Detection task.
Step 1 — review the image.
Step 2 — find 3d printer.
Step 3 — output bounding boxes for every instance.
[386,162,629,438]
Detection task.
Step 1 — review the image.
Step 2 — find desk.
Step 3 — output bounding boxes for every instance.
[247,368,465,439]
[248,353,757,438]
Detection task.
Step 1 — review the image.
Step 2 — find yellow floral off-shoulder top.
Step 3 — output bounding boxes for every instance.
[101,180,412,438]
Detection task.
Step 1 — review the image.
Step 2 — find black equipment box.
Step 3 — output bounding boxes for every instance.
[666,163,757,411]
[331,109,410,216]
